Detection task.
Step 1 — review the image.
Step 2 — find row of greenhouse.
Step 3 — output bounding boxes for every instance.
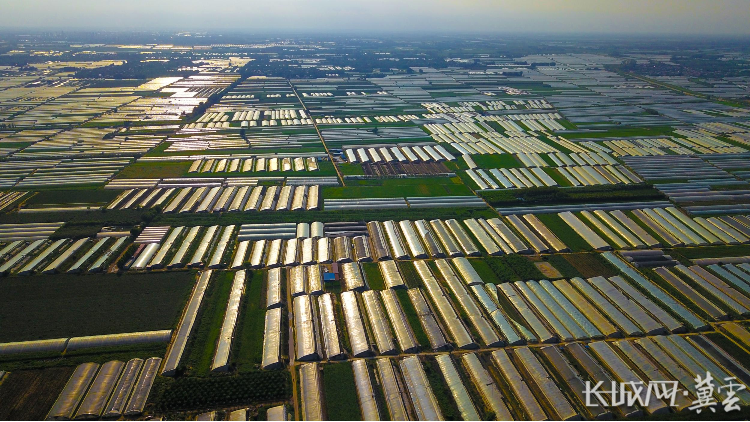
[162,271,212,376]
[0,157,132,188]
[0,330,172,358]
[323,195,487,211]
[604,136,745,157]
[109,184,320,213]
[301,330,750,421]
[552,207,750,251]
[106,175,337,190]
[466,164,640,191]
[28,208,750,277]
[13,208,750,277]
[371,114,420,123]
[111,247,750,418]
[46,357,161,420]
[364,218,535,261]
[196,108,307,124]
[409,257,694,350]
[187,117,312,129]
[435,132,559,157]
[234,237,321,269]
[238,222,319,240]
[0,235,127,276]
[187,217,543,271]
[554,164,642,187]
[493,199,672,215]
[466,167,559,190]
[148,258,750,417]
[424,110,557,132]
[129,225,235,271]
[124,217,537,273]
[460,150,619,171]
[267,254,713,364]
[514,150,618,168]
[0,190,27,211]
[653,263,750,322]
[516,151,620,167]
[344,144,455,164]
[502,214,568,254]
[188,156,319,174]
[463,99,555,111]
[0,221,64,241]
[261,262,427,366]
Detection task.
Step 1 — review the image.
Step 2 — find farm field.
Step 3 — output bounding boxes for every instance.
[2,25,750,422]
[0,367,75,420]
[321,362,361,421]
[0,272,196,343]
[231,270,268,372]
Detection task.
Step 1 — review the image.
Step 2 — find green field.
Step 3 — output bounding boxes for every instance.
[544,255,583,279]
[232,270,268,371]
[395,288,429,348]
[535,213,593,252]
[0,208,147,227]
[205,160,339,178]
[181,271,235,375]
[0,271,196,343]
[362,262,386,290]
[150,370,291,413]
[116,161,192,179]
[337,162,365,176]
[471,256,514,283]
[639,266,725,321]
[670,244,750,260]
[322,362,362,421]
[481,185,665,208]
[562,126,674,139]
[24,189,122,206]
[544,168,573,187]
[491,255,545,281]
[559,253,619,279]
[422,357,461,420]
[470,154,522,169]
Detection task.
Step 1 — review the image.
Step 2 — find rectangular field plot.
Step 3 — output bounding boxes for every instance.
[0,272,196,343]
[0,367,76,420]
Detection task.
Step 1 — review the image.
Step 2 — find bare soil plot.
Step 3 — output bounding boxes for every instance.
[0,367,75,420]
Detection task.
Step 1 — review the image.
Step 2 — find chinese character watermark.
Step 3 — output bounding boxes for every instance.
[584,372,746,414]
[688,372,717,413]
[719,376,746,413]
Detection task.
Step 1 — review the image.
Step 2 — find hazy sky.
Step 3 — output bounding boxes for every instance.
[2,0,749,35]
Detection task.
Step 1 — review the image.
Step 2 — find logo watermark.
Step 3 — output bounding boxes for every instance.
[583,372,746,414]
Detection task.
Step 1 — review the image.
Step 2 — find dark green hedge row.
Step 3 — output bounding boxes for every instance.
[152,371,291,412]
[480,184,664,207]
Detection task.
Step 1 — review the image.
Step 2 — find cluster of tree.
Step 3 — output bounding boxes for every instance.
[237,58,329,79]
[185,91,223,120]
[152,371,291,411]
[75,56,197,79]
[671,53,750,78]
[611,55,750,79]
[185,73,246,120]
